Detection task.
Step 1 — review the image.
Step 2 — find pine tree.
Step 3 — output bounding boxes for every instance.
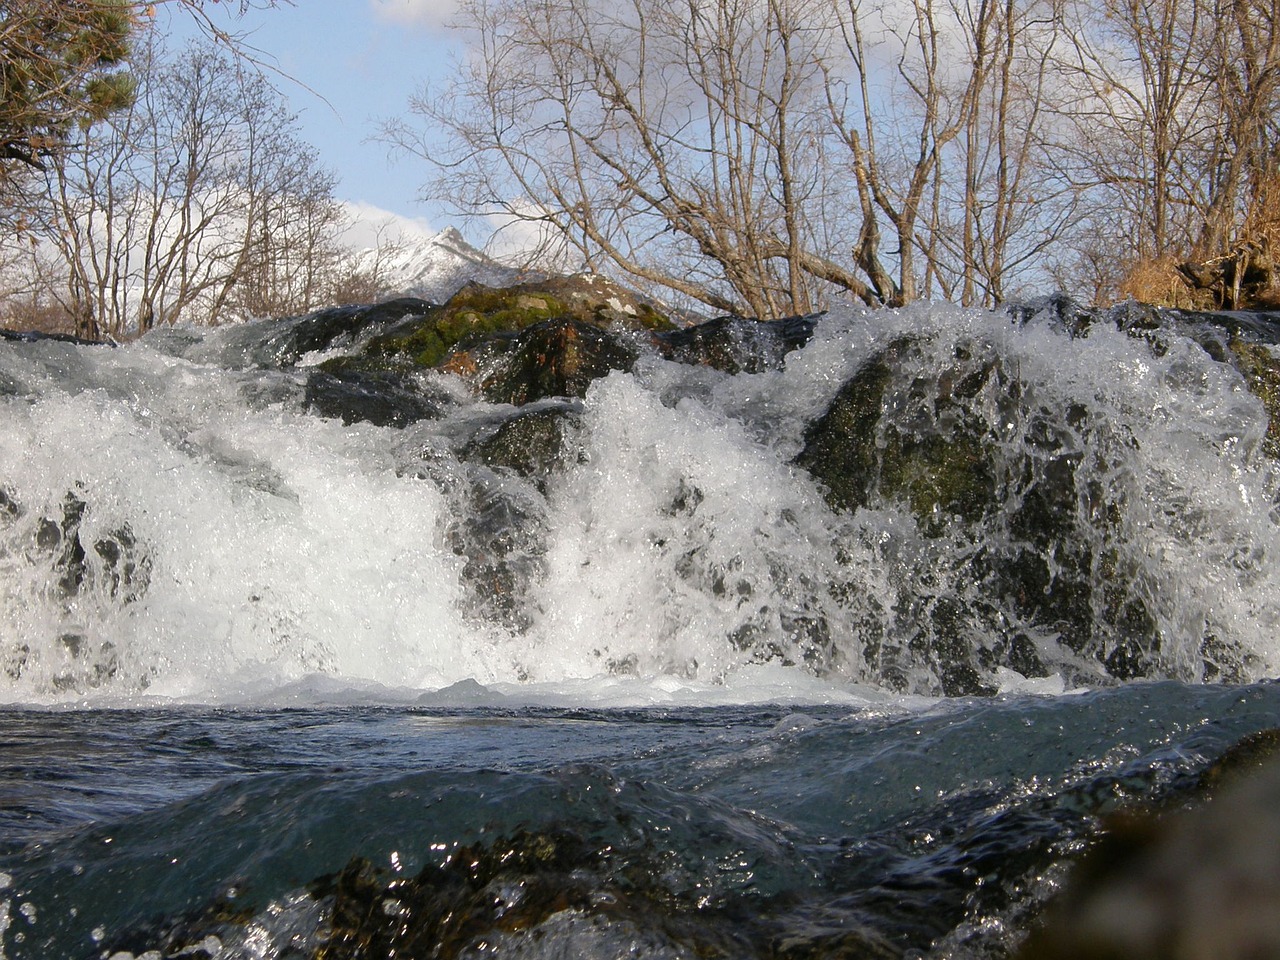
[0,0,137,175]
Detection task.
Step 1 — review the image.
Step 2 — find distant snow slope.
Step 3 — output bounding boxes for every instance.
[358,227,522,303]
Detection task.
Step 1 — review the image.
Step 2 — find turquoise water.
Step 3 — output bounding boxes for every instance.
[2,682,1278,958]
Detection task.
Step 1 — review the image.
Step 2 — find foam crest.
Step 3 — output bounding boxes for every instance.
[1,301,1278,704]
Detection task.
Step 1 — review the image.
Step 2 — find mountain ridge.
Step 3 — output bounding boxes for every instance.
[358,227,522,304]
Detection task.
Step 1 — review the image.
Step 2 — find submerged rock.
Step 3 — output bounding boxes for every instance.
[310,831,609,960]
[304,361,457,428]
[0,487,150,692]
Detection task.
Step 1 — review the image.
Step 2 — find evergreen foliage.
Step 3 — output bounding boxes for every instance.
[0,0,137,176]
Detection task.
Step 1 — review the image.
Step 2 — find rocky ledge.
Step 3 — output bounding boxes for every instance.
[239,278,1280,695]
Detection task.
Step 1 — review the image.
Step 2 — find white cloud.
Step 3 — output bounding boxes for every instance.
[368,0,459,31]
[339,200,438,250]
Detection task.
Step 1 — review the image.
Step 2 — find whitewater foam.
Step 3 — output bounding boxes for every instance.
[1,301,1278,705]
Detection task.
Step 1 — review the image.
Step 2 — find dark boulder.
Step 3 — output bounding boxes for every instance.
[238,297,437,370]
[655,314,819,374]
[0,328,115,347]
[458,401,579,485]
[1020,735,1280,960]
[285,297,438,356]
[304,359,456,428]
[443,317,642,406]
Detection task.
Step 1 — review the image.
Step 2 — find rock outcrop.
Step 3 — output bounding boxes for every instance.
[1020,732,1280,960]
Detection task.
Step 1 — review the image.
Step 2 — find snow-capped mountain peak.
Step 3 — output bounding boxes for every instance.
[358,228,520,303]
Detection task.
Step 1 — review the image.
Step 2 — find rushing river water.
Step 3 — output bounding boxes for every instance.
[1,297,1279,957]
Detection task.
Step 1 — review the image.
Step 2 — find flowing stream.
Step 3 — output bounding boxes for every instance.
[1,299,1278,958]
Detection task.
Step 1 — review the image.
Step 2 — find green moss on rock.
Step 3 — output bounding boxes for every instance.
[879,428,994,529]
[795,339,997,530]
[793,344,900,514]
[1228,337,1280,458]
[366,275,673,371]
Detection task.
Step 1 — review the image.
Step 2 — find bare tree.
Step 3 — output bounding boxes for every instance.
[389,0,867,316]
[1195,0,1280,257]
[393,0,1087,315]
[1047,0,1213,276]
[1039,0,1280,302]
[19,37,348,338]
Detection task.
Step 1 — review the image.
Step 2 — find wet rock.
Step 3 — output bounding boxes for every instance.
[458,401,579,484]
[246,297,437,369]
[1196,727,1280,796]
[1015,296,1280,460]
[445,316,642,405]
[1227,337,1280,458]
[792,335,1171,694]
[304,360,456,428]
[655,313,819,374]
[1006,293,1109,336]
[442,474,548,633]
[0,328,115,347]
[1020,744,1280,960]
[29,490,150,604]
[0,487,151,690]
[797,338,1006,530]
[793,341,900,515]
[296,297,437,351]
[309,831,606,960]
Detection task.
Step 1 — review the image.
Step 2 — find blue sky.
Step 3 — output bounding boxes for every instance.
[162,1,462,246]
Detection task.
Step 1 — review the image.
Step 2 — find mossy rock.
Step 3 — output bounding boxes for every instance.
[447,317,642,405]
[1228,337,1280,458]
[366,275,673,371]
[794,335,1179,695]
[795,338,998,529]
[793,342,902,515]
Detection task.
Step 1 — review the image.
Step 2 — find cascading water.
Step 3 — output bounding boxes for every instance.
[1,298,1278,704]
[3,295,1280,960]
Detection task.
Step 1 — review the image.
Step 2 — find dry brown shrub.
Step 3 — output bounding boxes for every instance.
[1116,253,1206,308]
[1241,173,1280,253]
[0,294,75,336]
